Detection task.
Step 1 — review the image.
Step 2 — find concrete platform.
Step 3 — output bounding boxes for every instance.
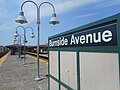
[0,55,48,90]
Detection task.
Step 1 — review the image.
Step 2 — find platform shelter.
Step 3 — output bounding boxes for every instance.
[48,13,120,90]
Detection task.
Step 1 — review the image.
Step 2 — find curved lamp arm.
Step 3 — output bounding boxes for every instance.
[21,1,39,23]
[16,26,26,42]
[20,1,57,24]
[25,27,35,38]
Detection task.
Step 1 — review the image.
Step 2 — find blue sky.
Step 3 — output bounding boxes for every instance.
[0,0,120,46]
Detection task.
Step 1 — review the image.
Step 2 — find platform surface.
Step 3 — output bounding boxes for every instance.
[0,55,48,90]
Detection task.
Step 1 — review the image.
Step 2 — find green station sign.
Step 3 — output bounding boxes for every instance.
[49,22,117,48]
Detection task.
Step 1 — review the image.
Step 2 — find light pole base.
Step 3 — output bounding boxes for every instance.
[35,76,42,81]
[23,62,26,65]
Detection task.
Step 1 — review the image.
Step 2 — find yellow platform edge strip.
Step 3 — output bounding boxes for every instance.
[0,51,11,65]
[26,52,48,58]
[26,55,48,64]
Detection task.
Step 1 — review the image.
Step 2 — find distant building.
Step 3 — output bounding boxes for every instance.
[6,44,24,55]
[6,43,48,55]
[26,44,48,53]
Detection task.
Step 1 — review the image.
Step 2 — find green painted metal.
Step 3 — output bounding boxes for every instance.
[117,15,120,87]
[76,51,80,90]
[58,51,61,90]
[48,51,50,90]
[48,46,118,52]
[50,75,74,90]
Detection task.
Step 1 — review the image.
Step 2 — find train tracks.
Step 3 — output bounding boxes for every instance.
[25,52,48,60]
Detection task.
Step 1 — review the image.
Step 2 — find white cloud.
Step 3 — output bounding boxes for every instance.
[54,0,97,14]
[0,22,16,31]
[0,0,119,29]
[19,0,102,23]
[76,13,98,18]
[95,0,120,8]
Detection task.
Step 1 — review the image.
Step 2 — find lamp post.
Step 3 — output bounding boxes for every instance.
[15,1,60,81]
[14,32,23,58]
[13,37,17,44]
[14,26,35,64]
[13,37,19,56]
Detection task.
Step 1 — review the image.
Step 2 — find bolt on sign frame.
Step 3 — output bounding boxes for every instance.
[48,13,120,90]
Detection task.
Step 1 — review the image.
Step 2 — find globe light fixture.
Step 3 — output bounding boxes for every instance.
[15,11,28,24]
[49,13,60,25]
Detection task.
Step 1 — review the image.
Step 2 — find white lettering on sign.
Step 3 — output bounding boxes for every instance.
[49,30,113,47]
[70,35,76,45]
[86,34,93,43]
[93,32,101,43]
[80,35,85,44]
[70,30,112,45]
[49,37,68,47]
[102,30,112,42]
